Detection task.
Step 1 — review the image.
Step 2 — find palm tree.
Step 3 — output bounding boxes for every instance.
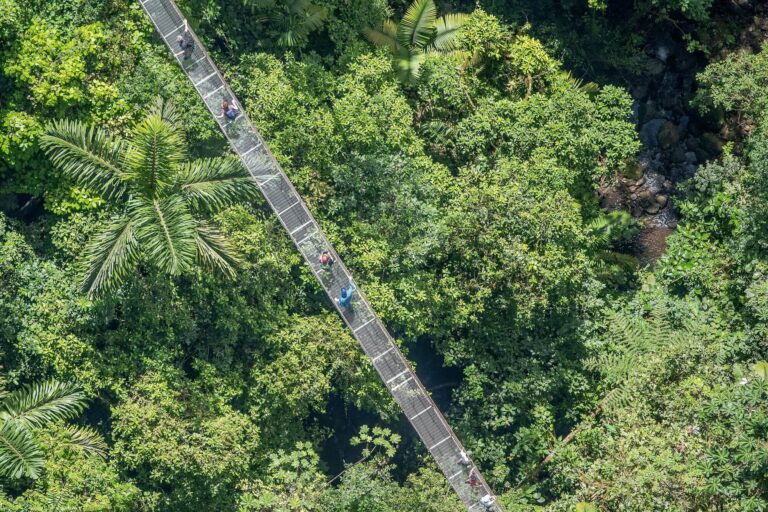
[41,98,259,297]
[246,0,329,48]
[0,381,105,479]
[364,0,467,83]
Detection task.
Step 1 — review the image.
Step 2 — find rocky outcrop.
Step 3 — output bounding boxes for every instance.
[598,20,724,265]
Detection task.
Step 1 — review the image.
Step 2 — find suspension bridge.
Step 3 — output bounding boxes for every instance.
[138,1,503,509]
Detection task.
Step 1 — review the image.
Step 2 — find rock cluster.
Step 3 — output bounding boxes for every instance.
[598,22,733,263]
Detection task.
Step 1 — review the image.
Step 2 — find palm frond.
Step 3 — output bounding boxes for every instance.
[277,30,302,48]
[41,120,128,201]
[382,19,398,38]
[0,382,87,430]
[586,216,613,247]
[174,157,258,212]
[59,425,107,458]
[395,50,430,83]
[131,195,197,276]
[0,421,44,479]
[364,20,401,52]
[266,0,328,47]
[301,3,328,31]
[148,96,181,126]
[433,13,468,51]
[194,221,241,277]
[123,115,185,199]
[398,0,437,50]
[80,215,140,297]
[46,487,76,511]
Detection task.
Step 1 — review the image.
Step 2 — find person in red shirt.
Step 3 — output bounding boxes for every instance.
[319,250,334,267]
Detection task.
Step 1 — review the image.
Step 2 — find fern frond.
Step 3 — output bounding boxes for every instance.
[601,386,633,414]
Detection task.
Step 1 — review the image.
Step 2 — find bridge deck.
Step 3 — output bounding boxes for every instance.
[138,1,502,509]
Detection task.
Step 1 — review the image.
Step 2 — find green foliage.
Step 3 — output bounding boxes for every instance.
[677,155,743,240]
[41,98,259,296]
[364,0,468,83]
[238,441,326,511]
[753,361,768,380]
[696,378,768,508]
[4,19,110,114]
[694,45,768,124]
[251,314,392,444]
[542,290,755,510]
[3,0,767,510]
[0,380,103,480]
[111,370,260,511]
[245,0,329,48]
[458,12,560,97]
[455,85,638,179]
[0,0,20,43]
[648,0,714,21]
[586,302,694,413]
[0,111,44,173]
[350,425,401,458]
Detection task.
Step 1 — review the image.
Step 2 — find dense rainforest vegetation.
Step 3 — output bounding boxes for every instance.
[1,0,767,509]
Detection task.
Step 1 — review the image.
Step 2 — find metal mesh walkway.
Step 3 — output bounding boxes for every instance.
[138,1,503,509]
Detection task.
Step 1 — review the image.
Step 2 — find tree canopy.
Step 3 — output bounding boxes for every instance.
[0,0,767,510]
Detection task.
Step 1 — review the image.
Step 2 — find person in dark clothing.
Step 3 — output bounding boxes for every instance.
[337,282,356,309]
[176,19,195,59]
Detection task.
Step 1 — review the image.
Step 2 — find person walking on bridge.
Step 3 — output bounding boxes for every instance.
[319,250,334,268]
[176,19,195,59]
[220,100,240,120]
[466,467,481,487]
[336,282,356,309]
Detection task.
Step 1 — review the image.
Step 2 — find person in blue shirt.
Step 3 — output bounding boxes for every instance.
[337,282,356,309]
